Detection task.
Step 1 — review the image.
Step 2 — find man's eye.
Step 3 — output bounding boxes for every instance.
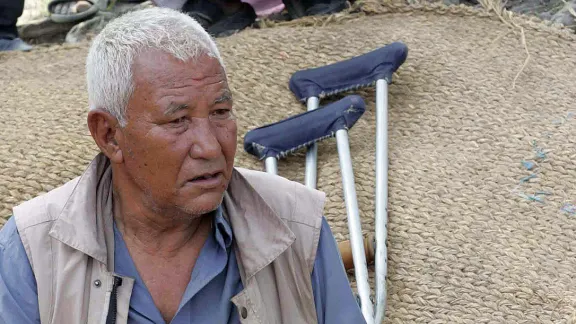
[170,117,187,124]
[211,109,234,120]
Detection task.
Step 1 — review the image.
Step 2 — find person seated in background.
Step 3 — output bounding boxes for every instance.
[157,0,348,38]
[0,7,366,324]
[0,0,32,51]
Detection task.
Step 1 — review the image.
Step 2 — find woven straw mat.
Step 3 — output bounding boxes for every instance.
[2,2,576,323]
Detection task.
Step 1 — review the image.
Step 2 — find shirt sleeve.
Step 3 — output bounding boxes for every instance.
[0,217,41,324]
[311,217,367,324]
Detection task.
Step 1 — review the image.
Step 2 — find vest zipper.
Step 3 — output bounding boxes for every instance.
[106,276,123,324]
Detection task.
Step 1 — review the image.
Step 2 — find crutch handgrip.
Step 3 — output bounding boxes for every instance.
[338,234,375,271]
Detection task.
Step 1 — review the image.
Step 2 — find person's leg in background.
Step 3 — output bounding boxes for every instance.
[182,0,256,37]
[0,0,33,52]
[282,0,347,20]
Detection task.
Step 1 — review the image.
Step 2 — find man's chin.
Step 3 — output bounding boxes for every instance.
[178,192,224,216]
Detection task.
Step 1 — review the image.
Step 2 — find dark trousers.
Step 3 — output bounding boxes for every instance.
[0,0,25,39]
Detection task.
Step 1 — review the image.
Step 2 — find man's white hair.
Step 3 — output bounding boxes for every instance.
[86,7,224,126]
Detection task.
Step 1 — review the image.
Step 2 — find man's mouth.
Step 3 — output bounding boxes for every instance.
[186,171,225,188]
[191,172,221,181]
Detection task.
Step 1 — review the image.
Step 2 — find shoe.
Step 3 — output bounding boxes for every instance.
[304,0,347,16]
[0,38,33,52]
[48,0,99,24]
[182,0,224,29]
[282,0,347,19]
[207,2,256,38]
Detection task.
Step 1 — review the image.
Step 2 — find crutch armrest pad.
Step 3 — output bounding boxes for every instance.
[289,42,408,101]
[243,95,366,160]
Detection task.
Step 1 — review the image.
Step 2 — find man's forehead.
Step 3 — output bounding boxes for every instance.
[132,49,225,84]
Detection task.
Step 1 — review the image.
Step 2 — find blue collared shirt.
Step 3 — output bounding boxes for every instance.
[0,208,366,324]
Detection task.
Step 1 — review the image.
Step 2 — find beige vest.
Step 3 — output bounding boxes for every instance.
[13,153,326,324]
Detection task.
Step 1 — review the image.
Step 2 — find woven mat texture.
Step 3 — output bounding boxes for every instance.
[2,2,576,322]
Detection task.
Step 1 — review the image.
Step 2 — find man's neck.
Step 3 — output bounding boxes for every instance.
[112,187,211,259]
[110,181,213,324]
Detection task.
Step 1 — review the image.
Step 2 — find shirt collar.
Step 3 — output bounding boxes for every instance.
[212,206,233,251]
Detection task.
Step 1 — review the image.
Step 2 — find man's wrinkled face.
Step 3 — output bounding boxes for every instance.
[118,50,237,216]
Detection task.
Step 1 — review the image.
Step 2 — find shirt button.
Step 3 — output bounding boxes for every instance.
[240,307,248,319]
[94,280,101,288]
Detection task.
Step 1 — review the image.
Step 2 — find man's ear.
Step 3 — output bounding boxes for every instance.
[87,109,124,164]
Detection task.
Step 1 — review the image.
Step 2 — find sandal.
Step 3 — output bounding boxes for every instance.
[48,0,100,23]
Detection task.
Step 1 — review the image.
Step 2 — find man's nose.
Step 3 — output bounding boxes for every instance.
[188,118,222,160]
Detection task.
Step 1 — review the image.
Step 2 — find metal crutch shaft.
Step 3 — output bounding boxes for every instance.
[304,96,320,188]
[335,129,374,324]
[265,156,278,175]
[374,79,389,323]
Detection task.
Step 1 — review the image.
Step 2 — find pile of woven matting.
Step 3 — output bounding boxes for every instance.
[1,1,576,322]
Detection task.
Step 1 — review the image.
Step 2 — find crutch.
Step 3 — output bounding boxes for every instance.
[288,42,408,324]
[244,95,373,321]
[243,95,370,277]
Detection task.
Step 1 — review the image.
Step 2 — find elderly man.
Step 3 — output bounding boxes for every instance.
[0,7,366,324]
